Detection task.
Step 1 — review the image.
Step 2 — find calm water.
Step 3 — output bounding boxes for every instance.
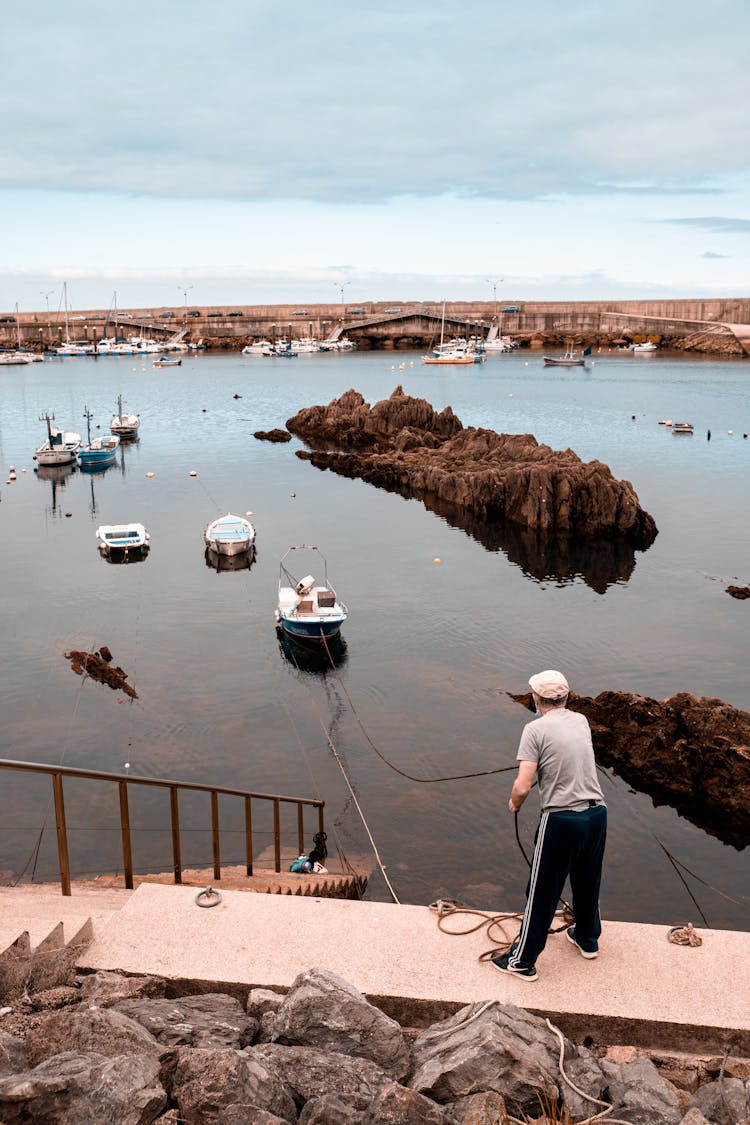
[0,348,748,930]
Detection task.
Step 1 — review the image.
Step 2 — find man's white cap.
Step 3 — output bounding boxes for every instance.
[529,669,569,700]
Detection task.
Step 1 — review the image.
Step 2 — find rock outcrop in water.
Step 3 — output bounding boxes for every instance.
[64,648,137,699]
[510,690,750,850]
[286,388,658,548]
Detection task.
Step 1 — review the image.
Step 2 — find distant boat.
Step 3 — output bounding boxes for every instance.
[672,421,694,434]
[543,346,590,368]
[631,341,658,354]
[421,301,482,364]
[78,407,120,470]
[96,523,150,560]
[110,394,140,439]
[34,412,81,466]
[204,513,256,556]
[275,546,347,643]
[152,356,182,367]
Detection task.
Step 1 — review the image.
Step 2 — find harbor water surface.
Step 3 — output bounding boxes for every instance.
[0,348,748,930]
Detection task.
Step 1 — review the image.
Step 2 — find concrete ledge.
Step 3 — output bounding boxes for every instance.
[77,884,750,1055]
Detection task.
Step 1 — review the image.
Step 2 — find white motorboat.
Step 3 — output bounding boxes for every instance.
[672,421,694,434]
[543,346,590,367]
[34,412,81,466]
[204,512,256,556]
[110,394,140,439]
[242,340,272,355]
[275,546,347,643]
[96,523,150,559]
[152,356,182,367]
[631,341,658,354]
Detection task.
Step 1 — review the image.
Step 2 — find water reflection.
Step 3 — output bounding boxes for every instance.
[276,626,348,675]
[34,462,75,516]
[204,545,257,573]
[425,498,638,593]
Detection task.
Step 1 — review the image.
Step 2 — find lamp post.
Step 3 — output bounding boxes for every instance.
[485,278,504,333]
[179,285,193,324]
[40,290,54,317]
[336,281,351,306]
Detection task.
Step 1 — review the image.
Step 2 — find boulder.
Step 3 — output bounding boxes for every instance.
[254,429,292,443]
[251,1042,391,1110]
[25,1007,162,1067]
[409,1001,563,1115]
[599,1056,682,1124]
[216,1108,290,1124]
[448,1089,508,1123]
[165,1046,297,1124]
[268,967,410,1079]
[363,1081,453,1123]
[0,1030,26,1077]
[115,993,257,1049]
[286,387,657,548]
[78,970,167,1008]
[0,1050,166,1124]
[298,1094,366,1124]
[689,1076,750,1124]
[247,987,285,1019]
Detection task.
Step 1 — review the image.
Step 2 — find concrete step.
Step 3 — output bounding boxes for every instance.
[81,863,366,900]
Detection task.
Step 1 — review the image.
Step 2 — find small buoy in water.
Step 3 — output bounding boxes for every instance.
[141,366,146,373]
[233,393,242,399]
[707,430,711,441]
[524,361,528,366]
[189,470,197,477]
[202,408,207,412]
[410,361,414,367]
[508,393,513,398]
[290,491,296,498]
[21,468,26,473]
[631,414,636,420]
[65,511,72,517]
[744,433,748,439]
[132,367,137,373]
[9,465,15,472]
[391,365,395,371]
[245,511,253,517]
[728,430,733,435]
[146,471,155,478]
[433,557,441,564]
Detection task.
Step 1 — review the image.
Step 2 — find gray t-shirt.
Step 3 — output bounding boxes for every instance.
[517,707,605,812]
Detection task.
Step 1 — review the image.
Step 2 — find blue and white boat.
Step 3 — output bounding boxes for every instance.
[204,512,256,557]
[78,407,120,470]
[275,546,348,642]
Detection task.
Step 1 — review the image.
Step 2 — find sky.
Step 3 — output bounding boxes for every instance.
[1,0,749,312]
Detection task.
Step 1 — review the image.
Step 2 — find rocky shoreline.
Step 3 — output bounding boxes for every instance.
[1,966,747,1123]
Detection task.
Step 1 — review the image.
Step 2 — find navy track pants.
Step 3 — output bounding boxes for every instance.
[509,804,607,970]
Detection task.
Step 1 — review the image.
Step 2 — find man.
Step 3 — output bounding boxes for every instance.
[492,669,607,982]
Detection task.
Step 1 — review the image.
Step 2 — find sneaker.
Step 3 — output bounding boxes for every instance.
[566,926,599,959]
[490,951,538,982]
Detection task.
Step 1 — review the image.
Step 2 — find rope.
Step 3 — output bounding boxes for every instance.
[428,898,574,962]
[318,633,517,783]
[667,923,703,947]
[545,1016,635,1125]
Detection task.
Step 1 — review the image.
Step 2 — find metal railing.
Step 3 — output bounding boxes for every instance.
[0,759,324,896]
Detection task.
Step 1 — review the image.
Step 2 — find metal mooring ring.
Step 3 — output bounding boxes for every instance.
[195,885,222,908]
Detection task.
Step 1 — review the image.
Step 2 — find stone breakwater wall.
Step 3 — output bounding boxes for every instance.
[1,965,748,1123]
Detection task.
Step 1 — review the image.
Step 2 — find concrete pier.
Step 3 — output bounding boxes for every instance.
[4,882,735,1055]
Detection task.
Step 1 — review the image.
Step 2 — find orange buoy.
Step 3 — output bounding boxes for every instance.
[146,472,155,478]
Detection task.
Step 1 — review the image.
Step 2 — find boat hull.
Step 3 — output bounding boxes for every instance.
[206,538,254,557]
[35,446,78,466]
[276,614,345,641]
[78,449,118,470]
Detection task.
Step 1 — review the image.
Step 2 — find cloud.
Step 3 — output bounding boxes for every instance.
[2,1,750,203]
[666,217,750,234]
[702,251,730,259]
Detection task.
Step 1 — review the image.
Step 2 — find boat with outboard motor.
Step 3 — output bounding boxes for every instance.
[543,345,591,367]
[275,545,348,642]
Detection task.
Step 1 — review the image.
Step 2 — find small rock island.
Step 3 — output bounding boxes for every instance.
[286,387,658,547]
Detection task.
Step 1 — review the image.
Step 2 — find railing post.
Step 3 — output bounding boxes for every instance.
[244,796,253,876]
[297,803,304,856]
[211,790,220,880]
[317,802,325,840]
[273,798,281,873]
[169,787,182,884]
[118,780,134,889]
[52,773,71,897]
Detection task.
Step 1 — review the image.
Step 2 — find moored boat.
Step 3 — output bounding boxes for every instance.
[78,407,120,470]
[543,346,590,367]
[152,356,182,367]
[672,421,694,434]
[275,546,347,643]
[204,512,256,556]
[96,523,150,559]
[110,394,140,438]
[34,412,81,466]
